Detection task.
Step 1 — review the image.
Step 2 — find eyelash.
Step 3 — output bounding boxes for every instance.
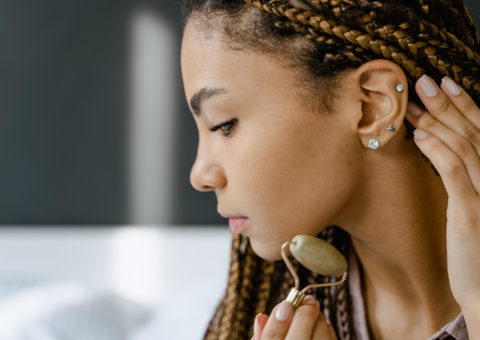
[209,119,237,137]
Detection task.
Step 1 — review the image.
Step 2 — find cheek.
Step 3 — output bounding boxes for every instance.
[231,121,352,217]
[227,129,313,212]
[222,115,358,260]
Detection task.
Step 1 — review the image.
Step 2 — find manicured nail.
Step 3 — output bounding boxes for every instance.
[303,295,316,305]
[418,75,439,97]
[407,102,424,117]
[275,301,292,322]
[254,313,261,335]
[442,76,461,96]
[414,129,429,140]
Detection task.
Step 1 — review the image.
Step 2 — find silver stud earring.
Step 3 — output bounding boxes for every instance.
[396,84,404,92]
[368,139,380,150]
[387,124,396,133]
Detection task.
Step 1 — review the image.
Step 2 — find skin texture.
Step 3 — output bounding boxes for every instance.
[181,19,480,340]
[182,22,362,260]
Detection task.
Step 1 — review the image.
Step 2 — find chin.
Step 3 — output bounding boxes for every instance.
[248,237,284,261]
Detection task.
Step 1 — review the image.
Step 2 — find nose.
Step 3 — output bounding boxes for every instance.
[190,153,227,192]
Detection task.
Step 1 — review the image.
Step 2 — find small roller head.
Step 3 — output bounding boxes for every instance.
[289,235,348,277]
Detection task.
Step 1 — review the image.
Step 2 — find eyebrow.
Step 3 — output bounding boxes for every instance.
[190,87,227,116]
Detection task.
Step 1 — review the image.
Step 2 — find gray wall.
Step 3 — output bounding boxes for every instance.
[0,0,478,224]
[0,0,222,224]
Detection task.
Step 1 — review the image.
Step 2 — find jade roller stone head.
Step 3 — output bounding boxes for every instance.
[281,234,349,308]
[290,235,348,277]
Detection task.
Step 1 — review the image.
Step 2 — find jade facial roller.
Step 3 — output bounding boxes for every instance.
[281,235,348,309]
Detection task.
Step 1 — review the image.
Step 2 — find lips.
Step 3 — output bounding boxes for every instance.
[228,217,249,234]
[218,211,249,234]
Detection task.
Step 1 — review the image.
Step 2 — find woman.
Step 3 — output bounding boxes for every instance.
[180,0,480,339]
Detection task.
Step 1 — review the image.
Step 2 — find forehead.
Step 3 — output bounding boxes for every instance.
[180,21,228,99]
[180,20,297,105]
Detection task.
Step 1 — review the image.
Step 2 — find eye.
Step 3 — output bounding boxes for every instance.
[209,119,237,136]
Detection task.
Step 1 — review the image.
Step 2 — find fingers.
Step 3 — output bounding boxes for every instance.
[440,76,480,129]
[260,301,293,340]
[406,75,480,198]
[412,128,477,203]
[252,313,269,340]
[311,310,338,340]
[327,323,338,340]
[256,296,336,340]
[406,108,480,193]
[415,75,480,156]
[284,295,321,339]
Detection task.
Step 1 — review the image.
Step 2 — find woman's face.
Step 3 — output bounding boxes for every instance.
[181,21,363,260]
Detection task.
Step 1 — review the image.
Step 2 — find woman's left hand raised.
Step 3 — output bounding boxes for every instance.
[405,75,480,334]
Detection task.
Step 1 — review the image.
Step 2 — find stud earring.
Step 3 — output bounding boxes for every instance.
[387,124,396,133]
[368,139,380,150]
[396,84,404,92]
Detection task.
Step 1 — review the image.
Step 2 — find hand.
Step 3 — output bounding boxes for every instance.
[251,295,337,340]
[405,75,480,330]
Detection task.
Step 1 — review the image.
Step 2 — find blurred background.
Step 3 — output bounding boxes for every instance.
[0,1,229,339]
[0,0,223,225]
[0,0,479,339]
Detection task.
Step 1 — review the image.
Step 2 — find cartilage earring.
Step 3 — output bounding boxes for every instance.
[368,139,380,149]
[387,124,396,133]
[396,84,404,92]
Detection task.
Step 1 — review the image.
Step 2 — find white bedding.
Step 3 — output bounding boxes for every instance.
[0,226,231,340]
[0,279,149,340]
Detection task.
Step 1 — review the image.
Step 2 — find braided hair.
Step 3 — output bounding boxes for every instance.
[181,0,480,338]
[204,228,353,340]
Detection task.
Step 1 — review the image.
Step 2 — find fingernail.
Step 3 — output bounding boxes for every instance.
[418,75,439,97]
[442,76,461,96]
[414,129,429,140]
[254,313,261,335]
[303,295,316,305]
[407,102,424,116]
[275,301,292,322]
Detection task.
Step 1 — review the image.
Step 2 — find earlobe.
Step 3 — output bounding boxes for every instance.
[354,60,408,150]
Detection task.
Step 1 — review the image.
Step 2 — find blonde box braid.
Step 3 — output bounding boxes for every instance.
[244,0,480,94]
[204,233,275,340]
[203,227,353,340]
[180,0,480,339]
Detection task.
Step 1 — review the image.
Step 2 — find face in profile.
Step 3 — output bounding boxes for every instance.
[181,20,366,261]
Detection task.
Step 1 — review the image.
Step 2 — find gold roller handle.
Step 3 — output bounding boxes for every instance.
[281,236,348,310]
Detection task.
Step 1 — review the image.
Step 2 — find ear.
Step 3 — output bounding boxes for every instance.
[352,60,408,150]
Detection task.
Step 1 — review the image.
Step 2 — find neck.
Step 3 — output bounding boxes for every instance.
[336,133,460,339]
